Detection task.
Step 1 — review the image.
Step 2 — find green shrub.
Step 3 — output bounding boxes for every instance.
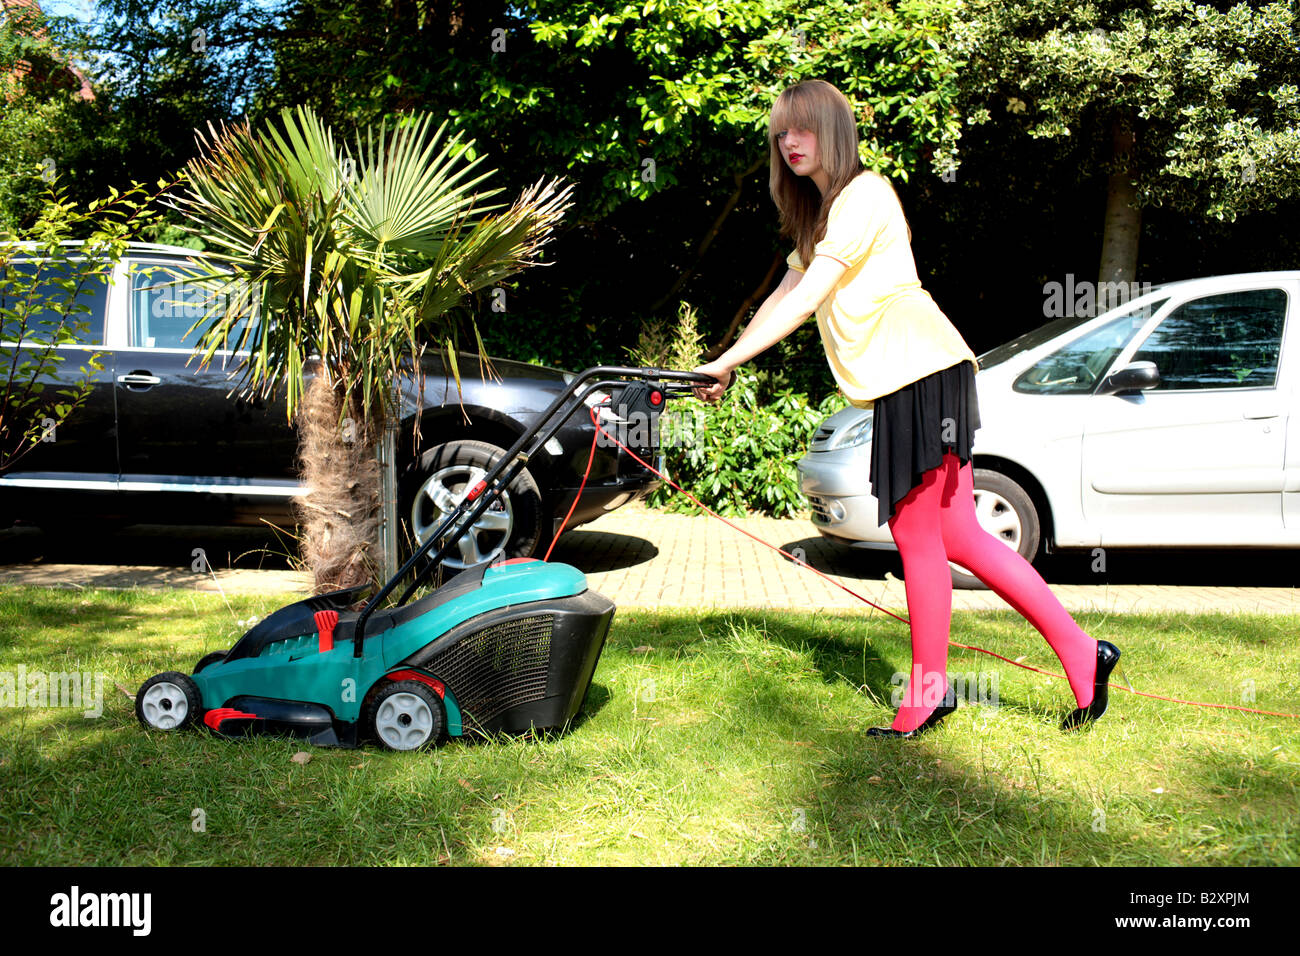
[627,302,848,517]
[654,367,846,517]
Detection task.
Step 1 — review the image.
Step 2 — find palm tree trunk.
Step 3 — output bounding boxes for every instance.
[294,366,383,594]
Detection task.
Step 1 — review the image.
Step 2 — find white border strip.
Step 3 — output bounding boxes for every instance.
[0,476,304,497]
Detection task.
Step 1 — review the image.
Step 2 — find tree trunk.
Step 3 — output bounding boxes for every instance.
[294,368,383,595]
[706,250,783,359]
[649,154,766,316]
[1097,113,1141,293]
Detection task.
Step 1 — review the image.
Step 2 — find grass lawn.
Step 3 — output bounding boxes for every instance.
[0,585,1297,866]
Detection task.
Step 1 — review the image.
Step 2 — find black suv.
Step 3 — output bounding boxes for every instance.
[0,243,659,566]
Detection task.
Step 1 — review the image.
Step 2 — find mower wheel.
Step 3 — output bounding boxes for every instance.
[136,672,202,732]
[194,651,227,674]
[363,680,446,751]
[401,439,544,572]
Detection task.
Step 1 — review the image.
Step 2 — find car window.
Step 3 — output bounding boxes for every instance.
[0,258,109,345]
[1013,298,1167,395]
[128,260,255,350]
[1129,288,1287,390]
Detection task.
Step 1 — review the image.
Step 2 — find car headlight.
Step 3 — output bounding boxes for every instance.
[827,416,873,451]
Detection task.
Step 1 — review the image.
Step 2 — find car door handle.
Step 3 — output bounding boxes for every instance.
[1241,407,1280,420]
[117,373,161,387]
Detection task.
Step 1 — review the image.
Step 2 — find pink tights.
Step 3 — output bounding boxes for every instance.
[884,452,1099,732]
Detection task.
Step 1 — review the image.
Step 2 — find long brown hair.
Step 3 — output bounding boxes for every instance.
[768,80,867,267]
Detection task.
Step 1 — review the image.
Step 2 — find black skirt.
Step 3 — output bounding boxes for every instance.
[868,359,981,527]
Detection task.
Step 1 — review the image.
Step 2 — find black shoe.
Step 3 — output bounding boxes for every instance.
[1061,640,1121,731]
[868,696,958,739]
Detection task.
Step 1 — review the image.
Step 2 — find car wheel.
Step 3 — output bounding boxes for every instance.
[400,439,544,573]
[947,470,1041,590]
[363,680,446,751]
[136,672,202,731]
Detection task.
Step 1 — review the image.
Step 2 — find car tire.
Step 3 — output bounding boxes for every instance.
[399,439,544,574]
[947,470,1041,590]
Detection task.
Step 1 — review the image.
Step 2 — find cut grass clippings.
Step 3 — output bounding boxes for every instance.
[0,585,1296,866]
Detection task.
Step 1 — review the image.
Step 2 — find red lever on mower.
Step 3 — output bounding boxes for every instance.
[314,609,339,653]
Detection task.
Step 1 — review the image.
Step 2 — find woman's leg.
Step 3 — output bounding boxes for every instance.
[884,459,956,732]
[933,452,1100,707]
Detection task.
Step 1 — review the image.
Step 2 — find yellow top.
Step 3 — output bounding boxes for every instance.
[786,170,978,407]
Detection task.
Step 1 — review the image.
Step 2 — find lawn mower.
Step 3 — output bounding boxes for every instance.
[135,366,716,750]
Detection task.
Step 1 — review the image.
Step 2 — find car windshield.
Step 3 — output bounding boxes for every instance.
[976,314,1096,370]
[976,285,1173,372]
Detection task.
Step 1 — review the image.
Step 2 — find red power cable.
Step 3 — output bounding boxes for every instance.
[544,399,1300,721]
[541,403,603,563]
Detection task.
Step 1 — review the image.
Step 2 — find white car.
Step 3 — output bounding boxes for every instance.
[797,271,1300,587]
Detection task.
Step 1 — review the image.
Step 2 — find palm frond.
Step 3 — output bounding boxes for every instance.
[171,106,574,423]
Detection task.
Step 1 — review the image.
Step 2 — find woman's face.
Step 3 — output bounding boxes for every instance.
[776,125,827,191]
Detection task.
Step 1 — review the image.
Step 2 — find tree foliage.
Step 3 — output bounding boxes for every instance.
[256,0,963,381]
[0,1,283,233]
[0,4,102,229]
[10,1,1298,415]
[950,0,1300,220]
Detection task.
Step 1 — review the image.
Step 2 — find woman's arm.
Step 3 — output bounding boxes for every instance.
[693,256,849,401]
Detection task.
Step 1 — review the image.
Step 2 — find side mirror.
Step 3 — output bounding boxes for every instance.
[1097,360,1160,396]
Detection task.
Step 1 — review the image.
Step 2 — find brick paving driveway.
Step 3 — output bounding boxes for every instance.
[1,504,1298,614]
[546,504,1300,615]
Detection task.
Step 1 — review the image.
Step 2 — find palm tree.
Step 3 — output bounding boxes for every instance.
[171,105,573,594]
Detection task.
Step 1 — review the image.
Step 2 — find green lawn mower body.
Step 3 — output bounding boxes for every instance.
[143,559,614,749]
[134,366,712,750]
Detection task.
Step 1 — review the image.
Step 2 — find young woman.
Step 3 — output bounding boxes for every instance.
[692,79,1120,737]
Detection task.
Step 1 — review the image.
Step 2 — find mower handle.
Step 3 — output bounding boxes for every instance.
[638,367,718,383]
[571,366,721,402]
[572,366,718,386]
[351,365,717,653]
